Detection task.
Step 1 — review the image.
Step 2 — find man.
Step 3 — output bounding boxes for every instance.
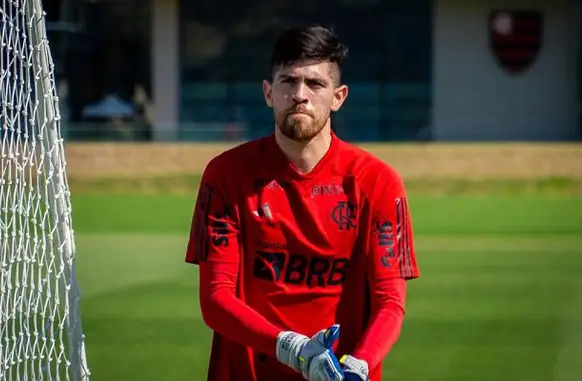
[185,24,419,381]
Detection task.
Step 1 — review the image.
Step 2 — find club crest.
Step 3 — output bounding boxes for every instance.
[488,9,543,75]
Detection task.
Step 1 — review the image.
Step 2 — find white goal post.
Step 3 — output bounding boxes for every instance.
[0,1,90,380]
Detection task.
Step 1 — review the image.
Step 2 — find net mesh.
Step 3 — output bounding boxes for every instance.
[0,1,89,380]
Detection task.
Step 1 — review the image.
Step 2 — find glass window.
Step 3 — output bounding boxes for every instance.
[49,0,152,141]
[179,0,433,142]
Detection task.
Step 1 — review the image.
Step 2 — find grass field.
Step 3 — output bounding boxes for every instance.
[71,192,582,381]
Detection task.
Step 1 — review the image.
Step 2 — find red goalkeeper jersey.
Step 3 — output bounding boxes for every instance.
[185,133,419,381]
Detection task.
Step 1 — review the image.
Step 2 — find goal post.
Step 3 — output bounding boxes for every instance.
[1,1,90,380]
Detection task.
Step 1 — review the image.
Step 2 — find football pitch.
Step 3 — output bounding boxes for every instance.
[72,193,582,381]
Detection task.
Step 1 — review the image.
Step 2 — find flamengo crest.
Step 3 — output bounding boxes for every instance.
[488,9,543,75]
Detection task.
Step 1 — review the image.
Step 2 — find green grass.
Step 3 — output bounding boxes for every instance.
[69,175,582,196]
[67,193,582,381]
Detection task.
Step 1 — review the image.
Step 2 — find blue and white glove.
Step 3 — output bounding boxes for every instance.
[276,324,344,381]
[340,355,369,381]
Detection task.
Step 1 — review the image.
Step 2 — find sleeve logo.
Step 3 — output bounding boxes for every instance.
[375,220,396,268]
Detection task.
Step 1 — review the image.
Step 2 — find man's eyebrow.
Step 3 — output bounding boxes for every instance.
[276,73,295,80]
[277,73,330,83]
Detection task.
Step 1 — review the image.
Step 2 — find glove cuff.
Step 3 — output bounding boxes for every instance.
[340,354,369,377]
[276,331,307,371]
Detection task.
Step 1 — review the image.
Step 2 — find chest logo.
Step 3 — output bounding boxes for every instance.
[330,201,357,231]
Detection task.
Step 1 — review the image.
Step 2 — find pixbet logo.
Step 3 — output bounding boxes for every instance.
[311,184,344,198]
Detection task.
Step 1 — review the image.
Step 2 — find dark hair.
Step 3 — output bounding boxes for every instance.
[270,24,349,81]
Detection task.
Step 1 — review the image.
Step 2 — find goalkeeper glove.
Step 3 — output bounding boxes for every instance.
[276,324,344,381]
[340,355,369,381]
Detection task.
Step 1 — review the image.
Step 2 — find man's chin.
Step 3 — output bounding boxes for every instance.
[279,125,322,142]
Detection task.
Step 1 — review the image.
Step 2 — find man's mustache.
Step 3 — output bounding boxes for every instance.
[286,107,312,116]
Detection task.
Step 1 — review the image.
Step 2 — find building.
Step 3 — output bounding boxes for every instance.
[47,0,582,142]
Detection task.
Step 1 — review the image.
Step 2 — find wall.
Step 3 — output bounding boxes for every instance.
[433,0,580,141]
[151,0,179,141]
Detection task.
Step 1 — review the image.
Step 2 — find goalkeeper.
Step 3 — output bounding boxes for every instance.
[185,23,420,381]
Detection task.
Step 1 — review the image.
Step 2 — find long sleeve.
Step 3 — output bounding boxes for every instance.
[353,165,419,369]
[185,160,283,356]
[351,278,406,369]
[199,260,281,356]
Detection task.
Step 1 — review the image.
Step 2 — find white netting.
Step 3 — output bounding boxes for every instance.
[0,1,89,380]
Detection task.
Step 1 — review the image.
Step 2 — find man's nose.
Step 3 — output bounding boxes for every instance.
[291,83,308,103]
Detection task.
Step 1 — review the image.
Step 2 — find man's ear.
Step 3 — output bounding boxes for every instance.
[330,84,348,112]
[263,80,273,108]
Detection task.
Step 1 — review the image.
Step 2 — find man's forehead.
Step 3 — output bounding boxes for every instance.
[275,60,335,80]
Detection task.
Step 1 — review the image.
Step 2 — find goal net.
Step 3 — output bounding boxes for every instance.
[0,1,90,380]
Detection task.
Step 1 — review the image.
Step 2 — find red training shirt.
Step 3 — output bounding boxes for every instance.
[185,133,419,381]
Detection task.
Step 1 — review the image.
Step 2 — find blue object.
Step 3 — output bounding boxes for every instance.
[82,94,135,118]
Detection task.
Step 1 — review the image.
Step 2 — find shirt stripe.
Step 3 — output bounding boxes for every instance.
[396,197,413,278]
[194,184,212,262]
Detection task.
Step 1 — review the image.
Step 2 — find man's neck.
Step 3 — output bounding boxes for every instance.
[275,125,332,174]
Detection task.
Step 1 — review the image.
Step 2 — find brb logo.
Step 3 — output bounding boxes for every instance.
[330,201,357,231]
[253,251,350,287]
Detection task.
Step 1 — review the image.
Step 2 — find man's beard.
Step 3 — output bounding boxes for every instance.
[275,108,328,142]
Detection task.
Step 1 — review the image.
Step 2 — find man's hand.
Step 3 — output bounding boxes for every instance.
[340,355,369,381]
[276,324,344,381]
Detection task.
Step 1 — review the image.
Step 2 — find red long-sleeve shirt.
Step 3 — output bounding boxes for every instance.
[186,134,419,381]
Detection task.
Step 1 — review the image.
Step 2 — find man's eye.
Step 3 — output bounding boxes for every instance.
[307,80,324,88]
